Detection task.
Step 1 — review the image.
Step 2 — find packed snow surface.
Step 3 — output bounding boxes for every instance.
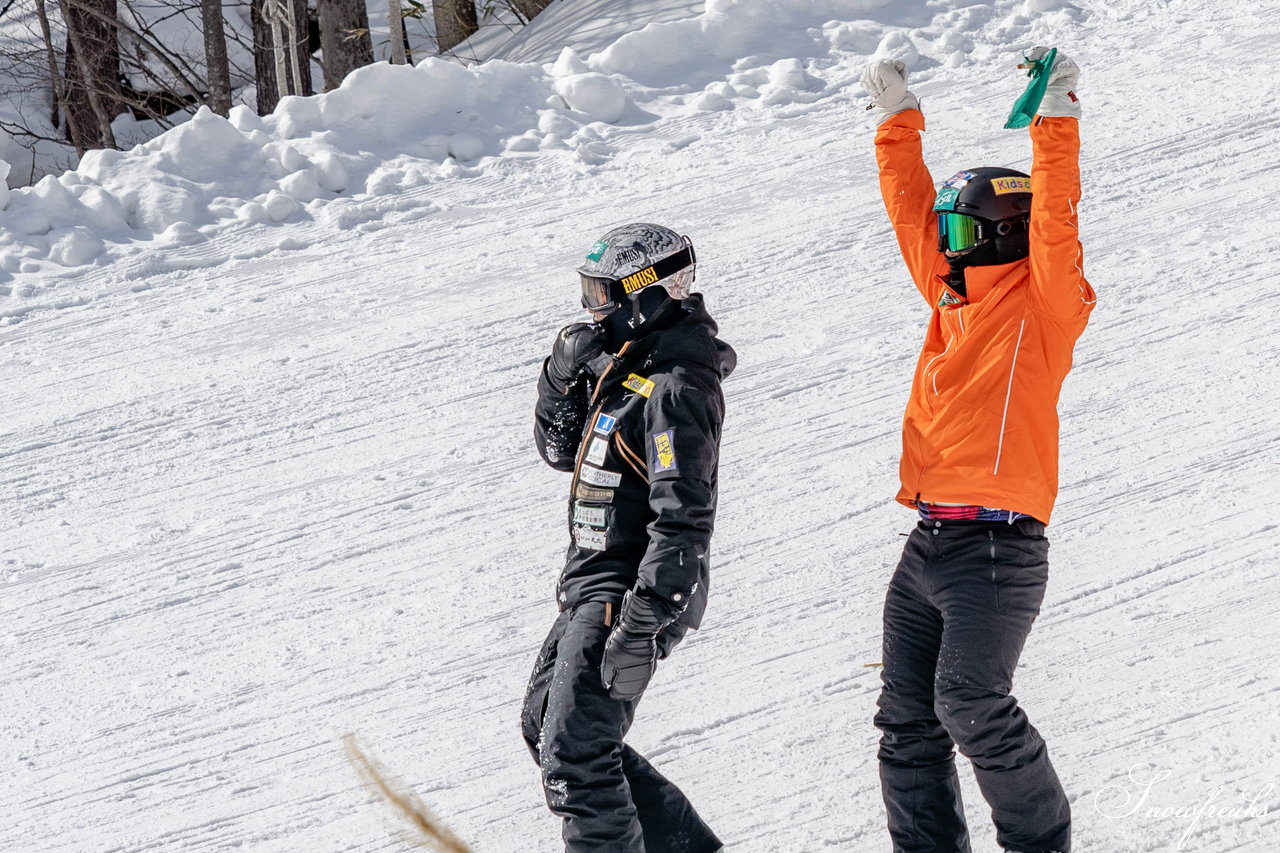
[4,0,1280,850]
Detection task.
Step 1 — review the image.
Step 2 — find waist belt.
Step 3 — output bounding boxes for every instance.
[918,503,1033,523]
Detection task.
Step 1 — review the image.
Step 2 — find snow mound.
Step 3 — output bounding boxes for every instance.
[0,58,563,278]
[555,73,629,123]
[590,0,896,89]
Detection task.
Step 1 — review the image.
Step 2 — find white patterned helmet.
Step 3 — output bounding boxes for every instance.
[577,223,696,315]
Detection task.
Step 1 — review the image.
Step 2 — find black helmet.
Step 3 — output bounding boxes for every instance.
[933,167,1032,262]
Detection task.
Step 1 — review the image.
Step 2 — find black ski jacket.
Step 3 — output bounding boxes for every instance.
[533,295,735,629]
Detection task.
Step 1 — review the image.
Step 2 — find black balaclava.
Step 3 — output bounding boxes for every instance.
[599,307,634,352]
[945,217,1030,297]
[598,286,676,352]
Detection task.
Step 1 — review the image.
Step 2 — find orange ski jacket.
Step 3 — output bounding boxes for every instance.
[874,109,1096,524]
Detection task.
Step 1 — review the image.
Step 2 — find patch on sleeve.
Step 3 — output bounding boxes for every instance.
[651,429,678,473]
[622,373,655,398]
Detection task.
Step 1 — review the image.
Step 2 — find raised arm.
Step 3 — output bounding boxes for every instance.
[533,367,588,471]
[863,60,947,306]
[532,323,604,470]
[1024,49,1097,319]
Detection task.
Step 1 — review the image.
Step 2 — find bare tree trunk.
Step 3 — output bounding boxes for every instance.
[387,0,406,64]
[433,0,476,54]
[273,13,293,91]
[34,0,71,140]
[281,0,313,95]
[59,0,119,151]
[250,0,277,113]
[510,0,551,23]
[201,0,232,115]
[316,0,372,89]
[251,0,312,114]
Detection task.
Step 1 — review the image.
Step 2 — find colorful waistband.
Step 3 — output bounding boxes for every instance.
[917,503,1033,523]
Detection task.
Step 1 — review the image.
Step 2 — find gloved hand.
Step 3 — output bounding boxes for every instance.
[860,59,920,123]
[1025,46,1081,119]
[545,322,606,391]
[601,590,673,701]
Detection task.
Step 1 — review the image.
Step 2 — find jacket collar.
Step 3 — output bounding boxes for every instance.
[955,258,1026,304]
[593,295,736,399]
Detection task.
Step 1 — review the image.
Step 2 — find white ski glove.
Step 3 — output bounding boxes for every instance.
[860,59,919,123]
[1026,46,1081,119]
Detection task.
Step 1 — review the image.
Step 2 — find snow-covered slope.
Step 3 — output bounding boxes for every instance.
[4,0,1280,850]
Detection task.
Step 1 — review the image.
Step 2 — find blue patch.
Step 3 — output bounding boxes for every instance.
[593,413,617,436]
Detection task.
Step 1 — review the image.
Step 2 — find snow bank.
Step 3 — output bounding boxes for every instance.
[591,0,895,89]
[0,57,568,276]
[0,0,1067,284]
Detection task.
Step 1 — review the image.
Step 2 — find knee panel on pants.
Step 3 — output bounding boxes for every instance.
[933,685,1041,769]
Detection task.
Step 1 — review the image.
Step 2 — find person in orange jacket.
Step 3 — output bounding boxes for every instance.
[860,47,1095,853]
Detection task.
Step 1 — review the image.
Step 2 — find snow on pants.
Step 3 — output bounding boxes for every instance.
[521,600,722,853]
[874,518,1071,853]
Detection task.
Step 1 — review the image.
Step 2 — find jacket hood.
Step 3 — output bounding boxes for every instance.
[633,294,736,380]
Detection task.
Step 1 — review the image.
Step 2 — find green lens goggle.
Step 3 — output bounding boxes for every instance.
[937,212,983,253]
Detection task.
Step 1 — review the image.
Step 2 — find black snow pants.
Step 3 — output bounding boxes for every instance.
[875,518,1071,853]
[521,600,722,853]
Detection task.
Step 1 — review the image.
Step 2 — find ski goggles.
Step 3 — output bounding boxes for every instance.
[580,242,696,315]
[936,212,984,254]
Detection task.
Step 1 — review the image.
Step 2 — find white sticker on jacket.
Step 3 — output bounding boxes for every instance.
[574,525,606,551]
[585,436,609,467]
[579,465,622,488]
[573,503,607,528]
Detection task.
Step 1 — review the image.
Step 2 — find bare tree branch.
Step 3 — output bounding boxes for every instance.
[114,0,209,96]
[343,735,475,853]
[0,116,71,146]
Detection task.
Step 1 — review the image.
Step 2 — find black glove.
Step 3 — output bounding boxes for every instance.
[601,590,673,701]
[546,323,607,391]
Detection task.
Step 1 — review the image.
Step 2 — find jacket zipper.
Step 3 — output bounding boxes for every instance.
[925,309,957,397]
[918,305,967,499]
[570,341,632,496]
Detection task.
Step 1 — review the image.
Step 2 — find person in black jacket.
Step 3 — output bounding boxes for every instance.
[521,223,735,853]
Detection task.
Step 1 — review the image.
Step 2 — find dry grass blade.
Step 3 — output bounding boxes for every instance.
[343,733,475,853]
